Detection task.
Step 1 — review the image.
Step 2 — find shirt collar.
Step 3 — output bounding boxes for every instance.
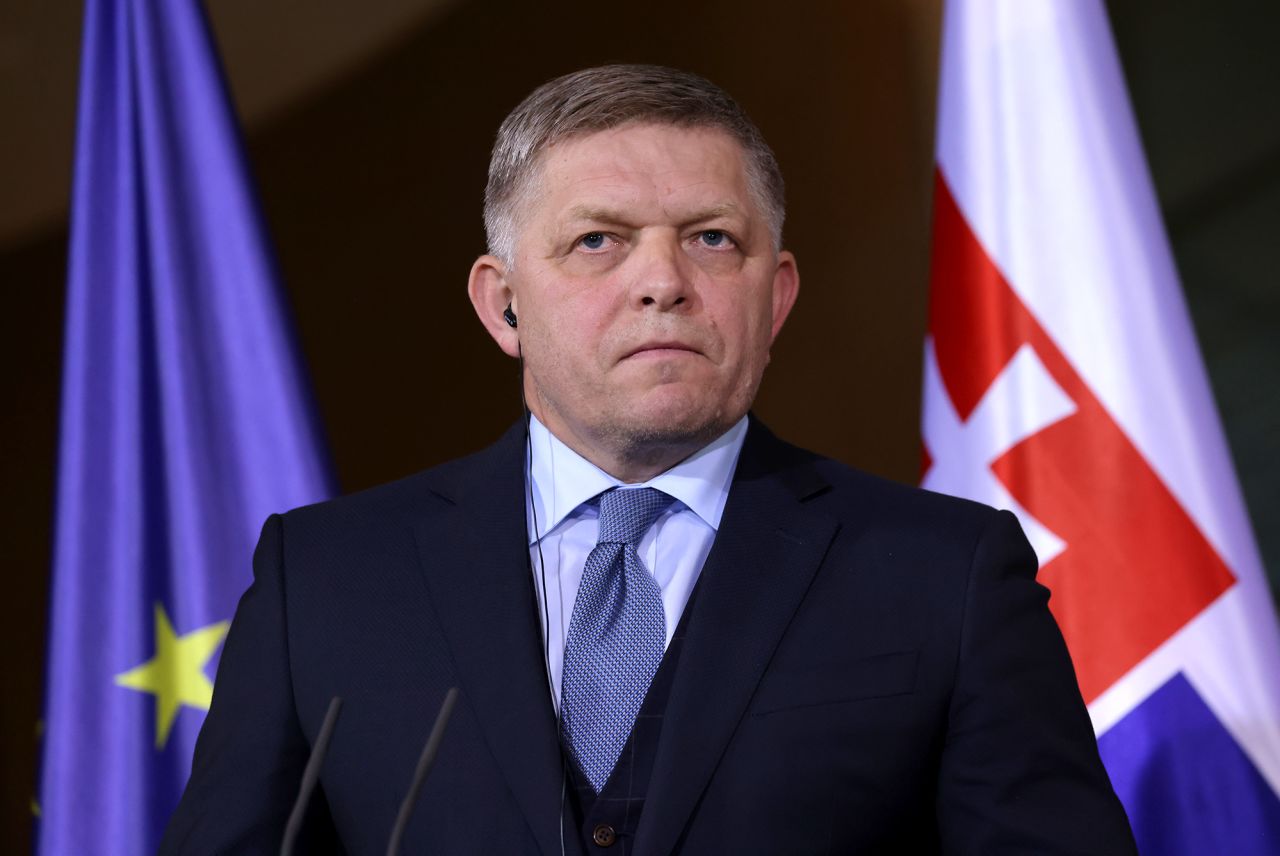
[526,414,749,545]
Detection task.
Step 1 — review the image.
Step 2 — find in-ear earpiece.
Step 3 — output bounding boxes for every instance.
[503,304,518,328]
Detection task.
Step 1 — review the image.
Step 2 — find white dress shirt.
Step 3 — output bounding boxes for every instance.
[525,414,749,712]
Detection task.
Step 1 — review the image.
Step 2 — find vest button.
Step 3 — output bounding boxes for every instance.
[592,823,617,847]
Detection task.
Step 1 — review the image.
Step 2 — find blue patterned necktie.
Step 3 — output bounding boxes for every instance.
[560,487,672,793]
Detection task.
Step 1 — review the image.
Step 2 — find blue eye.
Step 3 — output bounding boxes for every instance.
[580,233,607,250]
[700,230,728,247]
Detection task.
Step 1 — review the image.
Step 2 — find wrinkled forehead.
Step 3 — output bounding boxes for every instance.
[513,122,755,227]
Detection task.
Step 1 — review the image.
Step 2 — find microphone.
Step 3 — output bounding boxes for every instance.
[280,696,344,856]
[385,687,461,856]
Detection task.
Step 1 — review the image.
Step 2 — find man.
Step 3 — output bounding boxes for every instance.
[162,65,1136,854]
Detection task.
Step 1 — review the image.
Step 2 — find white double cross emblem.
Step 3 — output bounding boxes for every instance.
[921,338,1075,567]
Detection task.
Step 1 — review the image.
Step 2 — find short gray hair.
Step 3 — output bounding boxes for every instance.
[483,64,786,264]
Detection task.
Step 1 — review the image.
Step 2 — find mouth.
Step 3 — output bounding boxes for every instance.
[622,341,703,360]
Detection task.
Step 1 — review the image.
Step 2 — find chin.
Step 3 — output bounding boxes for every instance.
[608,395,738,454]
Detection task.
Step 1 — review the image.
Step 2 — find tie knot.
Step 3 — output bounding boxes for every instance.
[596,487,672,548]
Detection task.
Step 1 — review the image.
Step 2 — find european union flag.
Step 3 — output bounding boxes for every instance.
[36,0,335,852]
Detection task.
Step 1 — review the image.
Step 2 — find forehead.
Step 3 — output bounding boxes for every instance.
[527,123,754,221]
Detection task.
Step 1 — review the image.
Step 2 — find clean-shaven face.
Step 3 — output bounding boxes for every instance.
[505,122,798,465]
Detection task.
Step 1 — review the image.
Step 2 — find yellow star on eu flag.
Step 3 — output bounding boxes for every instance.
[114,603,229,749]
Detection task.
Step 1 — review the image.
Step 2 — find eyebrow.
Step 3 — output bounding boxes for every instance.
[563,202,744,229]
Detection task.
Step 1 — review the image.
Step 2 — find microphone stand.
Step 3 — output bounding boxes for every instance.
[280,696,344,856]
[385,687,461,856]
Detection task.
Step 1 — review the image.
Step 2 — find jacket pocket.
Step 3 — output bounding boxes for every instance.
[749,649,919,716]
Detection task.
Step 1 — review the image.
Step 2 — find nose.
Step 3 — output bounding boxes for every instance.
[628,232,694,311]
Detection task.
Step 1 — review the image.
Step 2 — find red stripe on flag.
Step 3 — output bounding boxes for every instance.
[926,171,1235,702]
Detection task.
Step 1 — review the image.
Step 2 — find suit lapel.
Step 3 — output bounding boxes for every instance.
[634,421,840,856]
[413,422,578,856]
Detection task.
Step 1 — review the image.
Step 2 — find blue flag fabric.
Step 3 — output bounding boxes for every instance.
[36,0,335,852]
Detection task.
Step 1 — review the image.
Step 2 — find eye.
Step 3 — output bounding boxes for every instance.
[578,232,609,251]
[697,230,734,248]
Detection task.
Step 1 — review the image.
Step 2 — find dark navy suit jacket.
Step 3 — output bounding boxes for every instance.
[161,418,1137,855]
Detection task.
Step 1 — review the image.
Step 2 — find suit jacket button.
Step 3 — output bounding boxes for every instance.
[592,824,617,847]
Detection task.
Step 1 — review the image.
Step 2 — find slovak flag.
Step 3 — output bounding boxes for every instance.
[921,1,1280,852]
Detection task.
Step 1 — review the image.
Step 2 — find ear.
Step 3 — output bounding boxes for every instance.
[468,254,521,359]
[768,250,800,343]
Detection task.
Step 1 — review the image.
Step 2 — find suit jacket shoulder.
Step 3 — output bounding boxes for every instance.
[279,419,525,546]
[647,417,1136,855]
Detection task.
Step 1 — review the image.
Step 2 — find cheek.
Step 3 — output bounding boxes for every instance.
[534,321,619,392]
[530,294,606,353]
[551,276,624,332]
[711,294,773,356]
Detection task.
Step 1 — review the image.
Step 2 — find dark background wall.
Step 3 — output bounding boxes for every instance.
[1,0,1276,849]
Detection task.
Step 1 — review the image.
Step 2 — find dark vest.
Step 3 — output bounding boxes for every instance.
[561,583,701,854]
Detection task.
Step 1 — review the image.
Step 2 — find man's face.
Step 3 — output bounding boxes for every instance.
[474,122,799,468]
